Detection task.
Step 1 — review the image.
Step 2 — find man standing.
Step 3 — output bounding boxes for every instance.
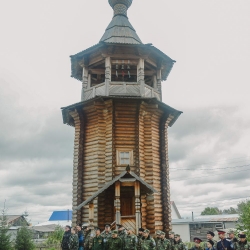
[173,234,185,250]
[207,231,217,247]
[156,231,170,250]
[123,227,137,250]
[76,224,84,250]
[69,227,80,250]
[137,228,144,250]
[235,232,250,250]
[227,230,238,250]
[92,227,104,250]
[61,225,71,250]
[118,224,127,241]
[217,230,233,250]
[85,224,96,250]
[107,230,123,250]
[101,224,112,250]
[190,238,203,250]
[155,231,162,247]
[169,232,175,249]
[141,229,156,250]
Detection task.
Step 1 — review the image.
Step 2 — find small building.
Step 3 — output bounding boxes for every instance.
[172,214,239,242]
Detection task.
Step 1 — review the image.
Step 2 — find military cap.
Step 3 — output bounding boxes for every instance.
[156,230,162,235]
[194,237,202,243]
[207,231,215,237]
[65,225,71,230]
[217,230,226,235]
[112,230,118,234]
[227,229,235,234]
[117,224,124,229]
[105,224,111,227]
[139,228,144,232]
[174,234,180,237]
[169,231,175,234]
[160,231,166,235]
[144,229,150,233]
[207,240,214,246]
[238,233,246,239]
[82,226,87,230]
[95,227,101,231]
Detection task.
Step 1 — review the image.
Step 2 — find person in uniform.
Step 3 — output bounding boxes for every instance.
[207,231,217,248]
[76,224,84,250]
[206,240,216,250]
[156,231,170,250]
[235,232,250,250]
[107,230,123,250]
[61,225,72,250]
[123,227,138,250]
[137,228,144,250]
[69,227,80,250]
[189,238,204,250]
[85,224,96,250]
[101,224,112,250]
[217,230,233,250]
[169,232,175,249]
[118,224,127,240]
[141,229,156,250]
[227,230,238,250]
[92,227,104,250]
[155,231,162,247]
[173,234,185,250]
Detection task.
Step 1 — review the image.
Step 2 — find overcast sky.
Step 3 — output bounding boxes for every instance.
[0,0,250,224]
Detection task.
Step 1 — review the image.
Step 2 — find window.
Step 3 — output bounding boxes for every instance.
[116,149,133,166]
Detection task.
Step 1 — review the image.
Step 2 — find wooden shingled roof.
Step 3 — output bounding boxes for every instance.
[75,170,157,210]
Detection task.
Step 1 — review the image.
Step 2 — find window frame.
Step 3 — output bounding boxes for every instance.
[116,149,134,166]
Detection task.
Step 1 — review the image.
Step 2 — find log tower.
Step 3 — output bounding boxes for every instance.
[62,0,182,234]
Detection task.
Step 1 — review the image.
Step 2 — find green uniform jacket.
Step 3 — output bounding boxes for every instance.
[236,240,250,250]
[137,234,143,250]
[189,246,204,250]
[101,231,112,250]
[85,229,96,250]
[156,238,170,250]
[141,236,156,250]
[92,235,104,250]
[124,234,138,250]
[107,237,123,250]
[69,234,79,250]
[173,240,186,250]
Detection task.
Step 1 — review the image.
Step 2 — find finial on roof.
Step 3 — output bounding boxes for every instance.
[108,0,133,17]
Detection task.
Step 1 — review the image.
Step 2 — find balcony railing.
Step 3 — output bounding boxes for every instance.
[82,82,161,101]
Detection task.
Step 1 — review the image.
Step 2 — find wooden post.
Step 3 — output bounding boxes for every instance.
[105,57,111,96]
[137,58,145,96]
[135,181,141,234]
[157,69,162,101]
[89,202,94,224]
[81,67,89,101]
[115,182,121,225]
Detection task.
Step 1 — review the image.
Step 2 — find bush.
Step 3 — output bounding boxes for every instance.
[15,225,35,250]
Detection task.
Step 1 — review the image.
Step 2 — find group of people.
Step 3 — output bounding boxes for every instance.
[61,223,250,250]
[189,230,250,250]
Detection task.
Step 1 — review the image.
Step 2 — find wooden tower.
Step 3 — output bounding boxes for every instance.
[62,0,182,234]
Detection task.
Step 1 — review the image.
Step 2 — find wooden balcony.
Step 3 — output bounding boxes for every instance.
[82,82,161,101]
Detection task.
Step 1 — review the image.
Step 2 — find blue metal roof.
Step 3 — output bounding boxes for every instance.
[49,210,72,221]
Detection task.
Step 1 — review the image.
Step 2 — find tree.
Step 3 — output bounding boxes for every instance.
[0,208,13,250]
[15,225,35,250]
[237,200,250,240]
[222,207,238,214]
[201,207,221,215]
[46,225,64,245]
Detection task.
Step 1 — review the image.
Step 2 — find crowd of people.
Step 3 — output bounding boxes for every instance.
[60,223,250,250]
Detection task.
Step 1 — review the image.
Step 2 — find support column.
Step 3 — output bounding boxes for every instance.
[135,181,141,235]
[157,70,162,101]
[89,202,94,224]
[81,67,89,101]
[115,182,121,225]
[137,58,145,96]
[105,57,111,96]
